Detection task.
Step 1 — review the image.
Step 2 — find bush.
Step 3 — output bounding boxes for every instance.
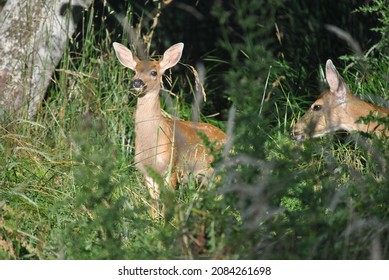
[1,0,388,259]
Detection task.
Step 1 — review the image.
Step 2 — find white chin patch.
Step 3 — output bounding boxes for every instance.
[311,130,331,138]
[294,134,306,142]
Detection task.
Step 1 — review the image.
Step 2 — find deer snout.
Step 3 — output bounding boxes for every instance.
[290,125,306,142]
[291,131,306,142]
[132,79,145,90]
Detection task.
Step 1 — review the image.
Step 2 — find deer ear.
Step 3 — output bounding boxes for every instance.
[113,42,139,71]
[159,43,184,73]
[326,59,347,100]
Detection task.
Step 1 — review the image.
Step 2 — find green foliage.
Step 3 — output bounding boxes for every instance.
[1,0,389,260]
[212,0,283,156]
[205,0,389,259]
[356,0,389,55]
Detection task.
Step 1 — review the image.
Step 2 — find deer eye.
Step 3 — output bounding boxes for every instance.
[150,70,157,77]
[313,104,322,111]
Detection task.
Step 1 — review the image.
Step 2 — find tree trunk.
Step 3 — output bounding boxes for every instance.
[0,0,92,119]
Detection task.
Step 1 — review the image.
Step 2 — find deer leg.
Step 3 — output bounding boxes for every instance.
[145,175,162,219]
[168,171,178,190]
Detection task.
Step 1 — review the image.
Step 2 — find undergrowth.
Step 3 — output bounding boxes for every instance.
[0,0,388,259]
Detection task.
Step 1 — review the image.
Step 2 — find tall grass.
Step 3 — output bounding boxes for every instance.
[0,0,388,259]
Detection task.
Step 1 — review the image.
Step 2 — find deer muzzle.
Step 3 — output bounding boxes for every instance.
[132,79,145,91]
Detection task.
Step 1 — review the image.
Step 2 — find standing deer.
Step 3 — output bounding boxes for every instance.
[113,42,227,218]
[291,59,389,142]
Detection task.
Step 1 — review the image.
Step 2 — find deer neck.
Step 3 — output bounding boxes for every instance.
[135,89,163,124]
[342,94,388,133]
[134,88,166,158]
[133,87,174,171]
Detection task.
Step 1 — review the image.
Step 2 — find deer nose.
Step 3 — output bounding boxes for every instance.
[290,130,305,142]
[133,79,145,89]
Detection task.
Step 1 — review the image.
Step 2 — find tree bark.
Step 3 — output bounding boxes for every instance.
[0,0,92,119]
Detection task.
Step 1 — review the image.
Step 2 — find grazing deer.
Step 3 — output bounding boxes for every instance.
[292,59,389,142]
[113,42,227,218]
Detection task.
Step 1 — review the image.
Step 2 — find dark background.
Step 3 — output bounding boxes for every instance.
[92,0,381,117]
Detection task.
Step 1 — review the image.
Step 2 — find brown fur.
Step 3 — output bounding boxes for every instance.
[113,42,227,218]
[292,59,389,141]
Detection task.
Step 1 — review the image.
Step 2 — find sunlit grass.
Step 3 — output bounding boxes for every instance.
[1,0,388,260]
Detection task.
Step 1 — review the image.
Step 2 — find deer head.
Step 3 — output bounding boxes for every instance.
[292,59,389,141]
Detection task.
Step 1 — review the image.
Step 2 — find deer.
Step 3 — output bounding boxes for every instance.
[113,42,227,218]
[291,59,389,142]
